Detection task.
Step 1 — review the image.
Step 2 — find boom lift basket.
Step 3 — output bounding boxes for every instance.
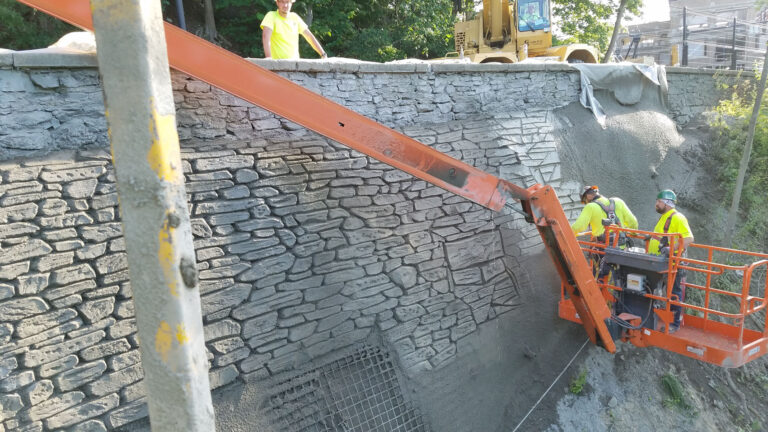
[560,226,768,368]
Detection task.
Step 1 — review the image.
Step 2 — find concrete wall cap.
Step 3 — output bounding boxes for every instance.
[13,47,97,68]
[295,60,333,73]
[666,66,741,77]
[0,49,14,67]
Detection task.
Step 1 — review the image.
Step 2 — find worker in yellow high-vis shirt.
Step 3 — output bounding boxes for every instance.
[571,185,638,280]
[571,185,638,240]
[261,0,327,60]
[649,189,694,333]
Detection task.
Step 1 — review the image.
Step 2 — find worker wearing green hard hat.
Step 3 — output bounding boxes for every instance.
[650,189,694,333]
[656,189,677,205]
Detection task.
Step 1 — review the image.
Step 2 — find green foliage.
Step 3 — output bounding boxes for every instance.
[551,0,643,54]
[0,0,76,50]
[215,0,459,61]
[706,70,768,251]
[661,373,692,412]
[569,369,587,395]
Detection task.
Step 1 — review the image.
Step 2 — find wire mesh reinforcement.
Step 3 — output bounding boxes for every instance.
[262,345,429,432]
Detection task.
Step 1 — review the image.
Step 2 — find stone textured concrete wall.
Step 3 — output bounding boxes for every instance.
[1,50,734,159]
[665,67,735,125]
[0,51,732,431]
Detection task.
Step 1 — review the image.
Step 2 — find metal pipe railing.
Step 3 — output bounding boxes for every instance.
[574,226,768,338]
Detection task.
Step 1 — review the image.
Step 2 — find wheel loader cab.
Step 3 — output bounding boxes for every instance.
[449,0,598,63]
[517,0,550,32]
[515,0,556,58]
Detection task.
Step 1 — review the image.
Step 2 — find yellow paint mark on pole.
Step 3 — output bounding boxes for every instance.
[158,211,179,298]
[175,323,189,345]
[155,321,174,363]
[147,100,183,184]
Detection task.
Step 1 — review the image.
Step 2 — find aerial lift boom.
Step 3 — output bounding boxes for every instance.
[16,0,768,368]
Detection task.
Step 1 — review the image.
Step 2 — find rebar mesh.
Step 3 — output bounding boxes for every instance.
[263,345,429,432]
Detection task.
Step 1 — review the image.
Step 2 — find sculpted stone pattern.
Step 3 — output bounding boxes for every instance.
[665,69,734,126]
[0,69,108,159]
[0,58,727,158]
[0,115,560,429]
[0,59,713,430]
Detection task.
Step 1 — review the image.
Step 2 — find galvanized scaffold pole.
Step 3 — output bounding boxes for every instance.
[89,0,215,430]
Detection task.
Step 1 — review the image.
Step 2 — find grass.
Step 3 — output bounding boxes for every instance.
[661,373,693,412]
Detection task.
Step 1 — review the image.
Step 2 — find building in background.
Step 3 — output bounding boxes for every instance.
[616,0,768,69]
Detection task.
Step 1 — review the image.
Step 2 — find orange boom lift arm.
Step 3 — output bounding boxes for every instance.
[17,0,768,367]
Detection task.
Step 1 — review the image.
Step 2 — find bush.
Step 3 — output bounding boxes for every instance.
[706,70,768,252]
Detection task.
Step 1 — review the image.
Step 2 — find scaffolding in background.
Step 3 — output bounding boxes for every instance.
[617,5,768,70]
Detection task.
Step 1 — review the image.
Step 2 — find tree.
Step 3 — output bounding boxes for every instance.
[215,0,460,61]
[551,0,642,58]
[203,0,218,42]
[603,0,643,63]
[0,0,76,50]
[706,69,768,250]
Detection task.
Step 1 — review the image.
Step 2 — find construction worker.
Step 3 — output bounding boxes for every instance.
[571,185,638,241]
[519,2,547,30]
[261,0,327,60]
[572,185,638,280]
[649,189,694,333]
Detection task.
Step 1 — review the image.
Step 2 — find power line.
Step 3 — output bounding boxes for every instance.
[668,4,768,30]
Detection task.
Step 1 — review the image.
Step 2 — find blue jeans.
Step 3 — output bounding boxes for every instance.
[671,270,686,326]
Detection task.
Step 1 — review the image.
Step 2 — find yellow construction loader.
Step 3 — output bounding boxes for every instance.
[450,0,599,63]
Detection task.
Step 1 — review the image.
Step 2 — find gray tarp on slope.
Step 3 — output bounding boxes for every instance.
[571,63,669,128]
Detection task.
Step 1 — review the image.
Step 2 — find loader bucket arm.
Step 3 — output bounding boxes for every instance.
[15,0,615,353]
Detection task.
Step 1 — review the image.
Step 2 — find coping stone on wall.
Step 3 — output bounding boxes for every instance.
[543,63,577,72]
[431,63,502,73]
[13,48,98,68]
[357,62,419,73]
[0,49,14,67]
[296,61,333,73]
[325,61,362,74]
[665,66,739,76]
[247,58,298,70]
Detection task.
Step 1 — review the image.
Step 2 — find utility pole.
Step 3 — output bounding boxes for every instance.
[682,7,688,66]
[176,0,187,30]
[724,41,768,246]
[731,18,737,70]
[89,0,215,430]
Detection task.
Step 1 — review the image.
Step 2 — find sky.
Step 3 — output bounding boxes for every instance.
[627,0,671,24]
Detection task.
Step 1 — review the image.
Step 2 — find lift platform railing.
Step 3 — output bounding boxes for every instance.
[560,226,768,367]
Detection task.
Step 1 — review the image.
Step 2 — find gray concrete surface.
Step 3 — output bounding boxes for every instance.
[0,53,747,431]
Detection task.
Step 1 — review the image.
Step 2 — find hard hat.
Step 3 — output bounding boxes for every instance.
[656,189,677,203]
[580,185,599,204]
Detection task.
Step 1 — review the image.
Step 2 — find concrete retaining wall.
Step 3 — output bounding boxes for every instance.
[0,50,734,431]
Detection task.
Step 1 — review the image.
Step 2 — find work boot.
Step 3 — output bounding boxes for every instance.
[668,317,683,334]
